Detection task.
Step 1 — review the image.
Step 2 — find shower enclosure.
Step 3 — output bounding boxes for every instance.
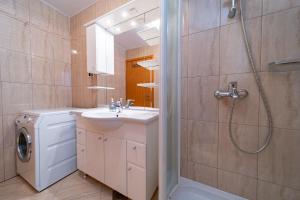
[160,0,300,199]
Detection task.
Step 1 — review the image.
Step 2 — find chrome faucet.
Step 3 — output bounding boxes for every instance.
[109,98,135,112]
[214,81,248,99]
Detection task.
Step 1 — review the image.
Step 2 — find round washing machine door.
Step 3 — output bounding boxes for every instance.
[17,127,32,162]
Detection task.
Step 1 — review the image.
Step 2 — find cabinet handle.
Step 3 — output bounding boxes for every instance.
[132,146,137,150]
[98,136,102,140]
[128,167,132,171]
[104,138,108,142]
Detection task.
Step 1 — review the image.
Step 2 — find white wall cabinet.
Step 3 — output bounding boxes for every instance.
[75,115,158,200]
[86,24,114,75]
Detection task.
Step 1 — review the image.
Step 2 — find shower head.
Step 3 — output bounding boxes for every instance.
[228,0,237,18]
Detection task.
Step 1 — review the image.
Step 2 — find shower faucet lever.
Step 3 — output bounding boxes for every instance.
[214,81,248,99]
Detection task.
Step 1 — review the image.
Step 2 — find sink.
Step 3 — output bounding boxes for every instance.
[81,108,159,131]
[81,111,123,131]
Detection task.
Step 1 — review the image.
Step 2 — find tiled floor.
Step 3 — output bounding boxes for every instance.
[0,171,158,200]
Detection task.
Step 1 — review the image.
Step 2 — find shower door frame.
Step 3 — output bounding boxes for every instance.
[159,0,182,199]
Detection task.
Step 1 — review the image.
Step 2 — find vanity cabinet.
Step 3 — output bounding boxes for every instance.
[74,113,158,200]
[86,131,104,182]
[104,136,127,195]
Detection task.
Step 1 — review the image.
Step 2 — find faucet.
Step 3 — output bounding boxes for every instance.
[109,98,135,112]
[214,81,248,99]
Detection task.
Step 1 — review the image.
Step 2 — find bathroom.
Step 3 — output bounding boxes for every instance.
[0,0,299,200]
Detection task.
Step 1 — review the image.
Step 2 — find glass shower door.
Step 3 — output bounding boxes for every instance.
[159,0,181,199]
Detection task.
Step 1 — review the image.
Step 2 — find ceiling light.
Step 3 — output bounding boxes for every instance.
[146,19,160,30]
[115,27,121,32]
[130,21,137,27]
[106,19,112,26]
[121,11,128,18]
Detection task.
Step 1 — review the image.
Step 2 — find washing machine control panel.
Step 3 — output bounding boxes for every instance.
[16,115,35,125]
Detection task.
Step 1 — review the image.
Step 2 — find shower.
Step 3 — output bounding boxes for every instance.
[215,0,273,154]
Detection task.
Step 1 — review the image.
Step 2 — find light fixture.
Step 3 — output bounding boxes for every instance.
[130,21,137,27]
[121,11,128,18]
[115,27,121,32]
[71,49,78,55]
[146,19,160,30]
[106,19,112,26]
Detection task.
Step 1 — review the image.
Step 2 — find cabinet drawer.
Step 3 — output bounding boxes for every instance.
[76,128,86,145]
[77,144,85,171]
[127,163,146,200]
[127,141,146,168]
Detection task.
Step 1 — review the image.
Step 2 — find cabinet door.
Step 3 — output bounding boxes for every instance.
[77,144,85,171]
[86,132,104,182]
[104,136,127,195]
[128,163,146,200]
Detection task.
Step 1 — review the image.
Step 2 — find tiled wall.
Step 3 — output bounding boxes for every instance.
[71,0,130,108]
[180,0,300,199]
[0,0,71,182]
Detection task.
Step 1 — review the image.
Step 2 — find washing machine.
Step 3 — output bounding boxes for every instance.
[15,108,77,191]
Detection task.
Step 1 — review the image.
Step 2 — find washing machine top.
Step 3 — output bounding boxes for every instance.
[21,107,81,116]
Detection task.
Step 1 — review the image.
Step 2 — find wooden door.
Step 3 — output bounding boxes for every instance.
[126,56,155,107]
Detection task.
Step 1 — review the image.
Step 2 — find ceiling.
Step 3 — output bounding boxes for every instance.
[42,0,97,16]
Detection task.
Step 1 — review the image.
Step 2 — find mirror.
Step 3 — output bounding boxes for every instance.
[89,0,160,108]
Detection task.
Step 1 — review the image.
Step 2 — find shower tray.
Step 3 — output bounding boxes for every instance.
[169,177,247,200]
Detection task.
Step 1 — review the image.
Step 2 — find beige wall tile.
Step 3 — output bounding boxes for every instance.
[218,123,258,178]
[0,49,31,83]
[188,120,218,167]
[218,170,257,200]
[220,17,261,74]
[258,127,300,190]
[2,115,17,148]
[32,84,55,109]
[180,157,188,178]
[257,180,300,200]
[4,146,16,180]
[0,117,2,147]
[55,86,72,107]
[2,82,32,114]
[30,26,47,58]
[187,161,218,187]
[261,7,300,71]
[63,39,71,64]
[54,62,65,86]
[181,0,189,36]
[263,0,300,14]
[188,28,219,77]
[95,0,108,17]
[187,76,219,122]
[29,0,51,31]
[181,78,187,119]
[259,71,300,130]
[31,56,54,85]
[181,119,188,160]
[0,145,3,182]
[0,13,30,53]
[181,36,188,78]
[0,0,29,22]
[219,73,259,125]
[221,0,262,26]
[189,0,220,34]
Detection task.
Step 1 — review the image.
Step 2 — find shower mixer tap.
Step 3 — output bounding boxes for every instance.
[214,81,248,99]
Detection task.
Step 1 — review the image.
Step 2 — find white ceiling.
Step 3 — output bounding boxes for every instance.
[42,0,97,16]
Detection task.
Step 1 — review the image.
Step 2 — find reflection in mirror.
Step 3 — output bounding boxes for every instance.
[90,0,160,108]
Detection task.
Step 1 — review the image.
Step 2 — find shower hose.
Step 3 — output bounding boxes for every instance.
[229,0,273,154]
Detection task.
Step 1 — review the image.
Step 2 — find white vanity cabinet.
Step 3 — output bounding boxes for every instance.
[74,112,158,200]
[86,131,104,182]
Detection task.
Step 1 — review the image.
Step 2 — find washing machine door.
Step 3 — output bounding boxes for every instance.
[17,128,32,162]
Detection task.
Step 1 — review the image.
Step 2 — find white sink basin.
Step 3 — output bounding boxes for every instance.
[81,108,158,131]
